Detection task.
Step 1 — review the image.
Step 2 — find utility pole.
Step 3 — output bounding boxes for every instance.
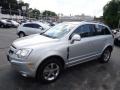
[118,4,120,29]
[28,9,31,20]
[9,3,12,19]
[0,6,2,20]
[22,6,27,20]
[45,12,46,20]
[118,11,120,29]
[40,13,42,20]
[0,6,2,14]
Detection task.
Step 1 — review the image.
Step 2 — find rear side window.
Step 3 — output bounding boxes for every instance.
[23,23,33,28]
[103,26,111,35]
[89,24,96,36]
[23,23,41,29]
[32,24,41,28]
[96,25,111,35]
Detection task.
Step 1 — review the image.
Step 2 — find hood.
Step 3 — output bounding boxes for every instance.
[12,34,58,48]
[11,21,19,26]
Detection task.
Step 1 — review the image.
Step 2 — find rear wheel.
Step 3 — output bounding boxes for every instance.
[1,24,4,28]
[100,48,112,63]
[19,32,25,38]
[36,58,63,83]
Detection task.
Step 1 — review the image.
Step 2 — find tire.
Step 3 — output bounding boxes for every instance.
[36,58,63,83]
[19,32,25,38]
[1,24,4,28]
[100,48,112,63]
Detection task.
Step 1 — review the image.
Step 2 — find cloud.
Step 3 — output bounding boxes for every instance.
[23,0,111,17]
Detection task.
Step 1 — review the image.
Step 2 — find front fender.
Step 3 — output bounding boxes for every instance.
[28,49,67,73]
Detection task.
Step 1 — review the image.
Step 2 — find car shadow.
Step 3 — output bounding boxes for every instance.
[10,59,114,90]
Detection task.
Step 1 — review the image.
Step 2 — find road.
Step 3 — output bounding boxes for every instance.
[0,28,120,90]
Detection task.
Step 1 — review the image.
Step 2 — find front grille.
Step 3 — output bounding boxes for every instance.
[9,50,14,55]
[9,45,16,55]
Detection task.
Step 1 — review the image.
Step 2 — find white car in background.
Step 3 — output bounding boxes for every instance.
[10,20,20,27]
[0,19,12,28]
[17,22,50,37]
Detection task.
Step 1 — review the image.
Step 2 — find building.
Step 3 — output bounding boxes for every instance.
[59,14,94,22]
[0,6,23,20]
[0,13,23,20]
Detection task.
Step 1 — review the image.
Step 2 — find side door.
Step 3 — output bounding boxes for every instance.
[90,24,106,54]
[30,23,42,34]
[23,23,43,35]
[31,23,46,34]
[91,24,110,54]
[23,23,34,35]
[68,24,96,62]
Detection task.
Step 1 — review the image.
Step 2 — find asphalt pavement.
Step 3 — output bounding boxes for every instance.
[0,28,120,90]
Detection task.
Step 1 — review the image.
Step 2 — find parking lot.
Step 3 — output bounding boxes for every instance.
[0,28,120,90]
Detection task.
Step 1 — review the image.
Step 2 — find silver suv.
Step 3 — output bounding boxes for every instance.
[7,22,114,83]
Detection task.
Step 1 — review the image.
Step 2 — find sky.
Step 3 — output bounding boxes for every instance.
[22,0,111,17]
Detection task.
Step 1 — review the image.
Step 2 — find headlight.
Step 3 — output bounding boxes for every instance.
[16,48,32,58]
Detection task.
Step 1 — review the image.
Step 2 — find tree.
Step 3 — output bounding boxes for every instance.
[103,0,120,29]
[28,8,40,19]
[0,0,29,15]
[42,10,57,17]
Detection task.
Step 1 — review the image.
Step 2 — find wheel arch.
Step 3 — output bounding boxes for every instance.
[102,45,113,53]
[18,31,26,36]
[35,55,65,77]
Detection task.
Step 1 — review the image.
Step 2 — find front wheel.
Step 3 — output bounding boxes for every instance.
[1,24,4,28]
[100,48,112,63]
[36,58,63,83]
[19,32,25,38]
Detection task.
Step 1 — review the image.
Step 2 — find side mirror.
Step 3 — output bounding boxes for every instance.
[71,34,81,43]
[39,27,44,30]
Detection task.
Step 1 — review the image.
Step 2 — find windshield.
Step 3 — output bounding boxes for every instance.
[40,22,50,30]
[42,23,76,38]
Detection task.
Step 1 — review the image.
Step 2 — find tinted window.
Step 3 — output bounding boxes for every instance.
[96,25,110,35]
[72,24,93,38]
[96,25,104,35]
[89,24,96,36]
[103,26,111,35]
[32,24,41,28]
[23,23,41,29]
[23,23,33,28]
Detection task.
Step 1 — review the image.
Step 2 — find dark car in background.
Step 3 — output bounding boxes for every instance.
[0,19,12,28]
[112,28,120,34]
[114,31,120,45]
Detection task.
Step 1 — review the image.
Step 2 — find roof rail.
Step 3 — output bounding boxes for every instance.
[81,20,104,24]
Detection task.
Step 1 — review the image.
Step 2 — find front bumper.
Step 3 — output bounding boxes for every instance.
[7,55,36,77]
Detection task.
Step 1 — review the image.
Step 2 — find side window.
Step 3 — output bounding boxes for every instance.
[23,23,33,28]
[89,24,96,36]
[102,26,111,35]
[32,24,41,29]
[73,24,92,38]
[96,25,111,35]
[96,25,104,35]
